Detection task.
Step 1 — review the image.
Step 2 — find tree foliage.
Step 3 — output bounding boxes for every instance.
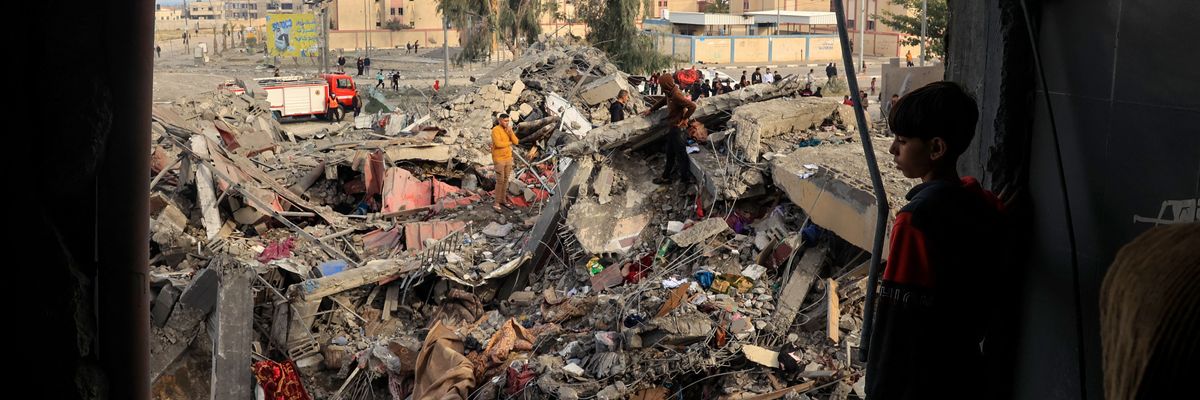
[437,0,549,64]
[704,0,730,14]
[576,0,670,74]
[877,0,948,60]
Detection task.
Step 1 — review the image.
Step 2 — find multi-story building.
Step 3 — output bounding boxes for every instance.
[223,0,309,20]
[156,5,184,21]
[189,1,226,20]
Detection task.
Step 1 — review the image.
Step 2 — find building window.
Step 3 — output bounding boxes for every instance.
[848,19,855,29]
[743,0,749,9]
[399,8,404,15]
[390,8,395,15]
[282,3,293,9]
[867,20,875,30]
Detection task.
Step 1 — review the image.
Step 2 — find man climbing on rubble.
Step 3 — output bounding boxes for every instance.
[609,89,629,123]
[491,114,519,211]
[642,74,696,185]
[866,81,1004,399]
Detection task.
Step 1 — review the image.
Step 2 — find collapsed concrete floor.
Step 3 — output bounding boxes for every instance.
[148,40,912,400]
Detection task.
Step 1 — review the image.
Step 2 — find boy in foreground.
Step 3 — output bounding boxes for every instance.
[866,81,1005,399]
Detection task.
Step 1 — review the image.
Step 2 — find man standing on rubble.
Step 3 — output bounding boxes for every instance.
[610,89,629,123]
[491,114,519,211]
[866,81,1004,399]
[752,67,763,84]
[826,63,837,84]
[643,74,696,185]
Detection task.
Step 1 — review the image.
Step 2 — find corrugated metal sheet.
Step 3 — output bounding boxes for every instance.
[403,220,467,251]
[669,11,754,26]
[745,11,838,25]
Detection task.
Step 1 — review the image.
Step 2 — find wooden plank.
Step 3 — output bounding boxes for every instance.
[296,259,420,301]
[828,278,840,343]
[383,284,399,321]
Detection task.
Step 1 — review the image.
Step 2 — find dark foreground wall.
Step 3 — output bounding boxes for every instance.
[947,0,1200,398]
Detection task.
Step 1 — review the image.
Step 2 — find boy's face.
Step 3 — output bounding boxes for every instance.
[499,117,510,128]
[889,135,946,179]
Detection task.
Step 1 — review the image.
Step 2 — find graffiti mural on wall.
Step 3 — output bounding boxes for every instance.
[1133,198,1199,225]
[267,13,319,58]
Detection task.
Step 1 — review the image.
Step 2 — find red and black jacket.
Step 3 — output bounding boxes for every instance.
[866,177,1005,399]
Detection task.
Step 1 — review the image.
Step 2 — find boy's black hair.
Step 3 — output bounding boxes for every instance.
[888,81,979,157]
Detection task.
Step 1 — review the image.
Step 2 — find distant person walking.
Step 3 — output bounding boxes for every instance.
[870,77,877,95]
[363,57,372,75]
[375,70,385,89]
[337,55,346,73]
[155,45,161,58]
[391,71,400,91]
[356,57,364,76]
[826,63,837,84]
[806,69,815,86]
[906,50,915,67]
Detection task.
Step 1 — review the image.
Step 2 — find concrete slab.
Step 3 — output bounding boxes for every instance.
[769,138,916,254]
[729,97,844,162]
[578,74,635,106]
[567,155,657,255]
[210,260,253,399]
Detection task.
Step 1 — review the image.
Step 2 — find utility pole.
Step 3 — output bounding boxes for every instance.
[363,0,369,58]
[321,1,329,73]
[919,0,927,66]
[443,14,449,89]
[859,0,865,72]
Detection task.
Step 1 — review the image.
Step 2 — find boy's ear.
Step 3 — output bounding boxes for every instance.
[929,137,948,161]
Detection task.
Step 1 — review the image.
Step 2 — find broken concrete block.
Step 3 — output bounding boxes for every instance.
[508,180,525,196]
[769,138,916,253]
[666,221,685,233]
[518,103,534,118]
[563,363,585,377]
[178,268,219,312]
[481,222,514,238]
[233,206,265,225]
[151,284,181,328]
[578,74,635,106]
[730,97,843,162]
[669,218,731,247]
[504,79,526,109]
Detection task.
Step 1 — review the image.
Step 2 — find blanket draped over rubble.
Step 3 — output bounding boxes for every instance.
[148,40,919,399]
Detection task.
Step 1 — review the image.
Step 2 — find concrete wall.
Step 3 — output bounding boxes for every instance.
[947,0,1200,399]
[652,33,842,63]
[807,36,840,60]
[880,59,944,99]
[694,37,732,63]
[772,37,807,61]
[330,29,459,51]
[732,37,769,63]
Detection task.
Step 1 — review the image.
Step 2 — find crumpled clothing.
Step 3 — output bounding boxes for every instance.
[504,364,537,396]
[252,359,311,400]
[257,237,295,263]
[413,321,476,400]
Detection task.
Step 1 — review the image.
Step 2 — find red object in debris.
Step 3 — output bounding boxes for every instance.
[507,188,551,208]
[252,359,312,400]
[504,364,536,396]
[381,167,433,213]
[403,220,468,251]
[625,253,653,284]
[257,237,295,263]
[695,192,705,219]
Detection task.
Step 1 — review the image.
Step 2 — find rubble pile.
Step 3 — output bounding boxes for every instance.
[148,41,914,399]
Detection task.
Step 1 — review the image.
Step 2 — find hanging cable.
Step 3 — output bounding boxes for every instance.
[1018,1,1087,398]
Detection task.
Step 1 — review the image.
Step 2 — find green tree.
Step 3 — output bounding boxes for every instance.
[576,0,670,74]
[704,0,730,14]
[877,0,947,60]
[437,0,549,63]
